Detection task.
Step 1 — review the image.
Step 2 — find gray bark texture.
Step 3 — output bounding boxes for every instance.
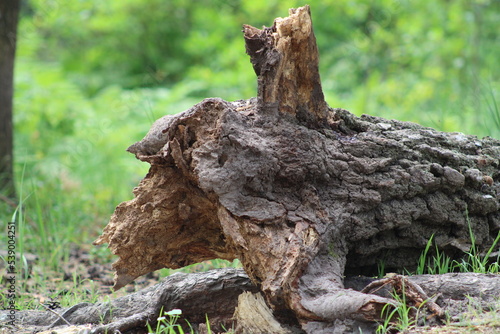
[1,268,258,334]
[2,270,499,333]
[91,5,499,333]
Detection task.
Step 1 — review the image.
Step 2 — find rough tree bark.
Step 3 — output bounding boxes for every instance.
[0,0,20,199]
[93,5,500,333]
[1,269,258,333]
[3,270,499,333]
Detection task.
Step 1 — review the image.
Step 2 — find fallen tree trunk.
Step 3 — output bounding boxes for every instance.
[92,5,500,333]
[3,269,499,333]
[2,269,257,334]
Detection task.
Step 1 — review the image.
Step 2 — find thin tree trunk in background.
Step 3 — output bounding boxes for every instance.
[0,0,20,199]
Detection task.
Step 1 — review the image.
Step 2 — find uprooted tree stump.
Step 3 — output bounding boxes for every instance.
[85,5,498,333]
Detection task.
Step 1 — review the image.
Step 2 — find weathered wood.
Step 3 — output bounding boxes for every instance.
[234,292,299,334]
[243,6,331,126]
[93,5,500,333]
[1,268,258,334]
[3,270,499,333]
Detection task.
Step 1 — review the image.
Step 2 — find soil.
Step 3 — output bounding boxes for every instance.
[2,244,168,310]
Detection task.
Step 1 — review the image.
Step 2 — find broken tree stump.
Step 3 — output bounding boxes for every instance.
[93,5,500,333]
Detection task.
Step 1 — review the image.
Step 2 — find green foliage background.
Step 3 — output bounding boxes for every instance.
[5,0,500,269]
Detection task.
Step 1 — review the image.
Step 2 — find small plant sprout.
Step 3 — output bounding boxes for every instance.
[147,308,188,334]
[205,314,212,333]
[376,279,430,334]
[455,214,500,274]
[416,234,435,275]
[411,210,500,276]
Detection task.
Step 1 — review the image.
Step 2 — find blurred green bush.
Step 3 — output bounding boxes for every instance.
[17,0,499,136]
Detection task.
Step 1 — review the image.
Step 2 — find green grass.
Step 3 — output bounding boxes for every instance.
[0,268,102,311]
[158,259,242,278]
[147,309,190,334]
[376,281,429,334]
[377,296,500,334]
[454,213,500,274]
[447,296,500,332]
[413,228,500,277]
[146,309,226,334]
[375,216,500,333]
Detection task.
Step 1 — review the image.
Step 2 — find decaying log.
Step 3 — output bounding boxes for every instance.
[92,5,500,333]
[2,270,499,333]
[1,268,257,334]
